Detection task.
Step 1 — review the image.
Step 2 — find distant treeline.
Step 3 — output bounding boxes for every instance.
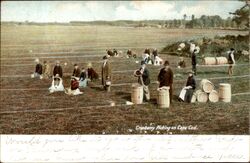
[1,15,247,29]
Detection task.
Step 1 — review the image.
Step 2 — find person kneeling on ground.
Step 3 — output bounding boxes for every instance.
[178,70,196,103]
[53,60,63,78]
[42,60,51,79]
[87,62,99,81]
[31,58,43,79]
[177,57,186,68]
[79,68,88,88]
[72,63,81,78]
[49,74,64,93]
[65,76,83,95]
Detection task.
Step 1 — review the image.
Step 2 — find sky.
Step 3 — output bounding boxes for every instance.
[1,1,245,22]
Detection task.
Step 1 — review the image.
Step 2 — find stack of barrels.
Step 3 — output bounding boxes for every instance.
[203,57,228,65]
[192,79,231,103]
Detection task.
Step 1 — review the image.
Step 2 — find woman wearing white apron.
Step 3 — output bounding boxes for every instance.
[49,74,64,93]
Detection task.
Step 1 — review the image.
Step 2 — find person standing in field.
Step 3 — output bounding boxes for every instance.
[42,61,51,79]
[228,48,236,76]
[191,49,197,75]
[101,56,112,92]
[53,61,63,78]
[158,60,174,103]
[31,58,43,79]
[135,61,150,101]
[72,64,81,78]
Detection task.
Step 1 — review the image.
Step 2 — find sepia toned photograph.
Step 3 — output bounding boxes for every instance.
[0,0,249,135]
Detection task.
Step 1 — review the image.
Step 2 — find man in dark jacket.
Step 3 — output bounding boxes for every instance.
[53,61,63,77]
[72,64,81,78]
[158,60,174,103]
[136,61,150,101]
[191,49,197,75]
[31,58,43,79]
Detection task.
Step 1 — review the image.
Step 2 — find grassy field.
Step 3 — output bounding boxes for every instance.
[0,25,249,134]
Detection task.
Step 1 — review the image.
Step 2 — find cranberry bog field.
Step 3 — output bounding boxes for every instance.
[0,25,249,134]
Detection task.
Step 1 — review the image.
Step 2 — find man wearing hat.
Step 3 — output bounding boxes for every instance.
[31,58,43,79]
[178,70,196,103]
[227,48,236,76]
[136,61,150,101]
[53,61,63,78]
[102,56,112,91]
[158,60,174,103]
[72,64,81,78]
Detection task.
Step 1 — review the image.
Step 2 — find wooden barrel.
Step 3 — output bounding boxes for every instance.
[209,90,219,103]
[157,86,170,108]
[131,84,143,104]
[196,90,208,103]
[203,57,217,65]
[219,83,231,102]
[200,79,214,93]
[216,57,228,65]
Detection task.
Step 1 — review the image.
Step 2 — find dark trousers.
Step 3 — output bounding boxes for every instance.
[184,88,194,103]
[192,65,196,75]
[169,85,173,103]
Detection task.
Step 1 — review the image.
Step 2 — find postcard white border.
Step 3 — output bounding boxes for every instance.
[0,135,249,162]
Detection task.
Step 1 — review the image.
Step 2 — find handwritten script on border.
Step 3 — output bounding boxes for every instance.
[1,135,249,162]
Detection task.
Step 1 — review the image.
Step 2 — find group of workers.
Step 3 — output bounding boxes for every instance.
[134,59,196,103]
[31,45,235,103]
[32,59,100,95]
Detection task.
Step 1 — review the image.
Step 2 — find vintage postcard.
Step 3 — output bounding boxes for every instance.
[0,0,249,162]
